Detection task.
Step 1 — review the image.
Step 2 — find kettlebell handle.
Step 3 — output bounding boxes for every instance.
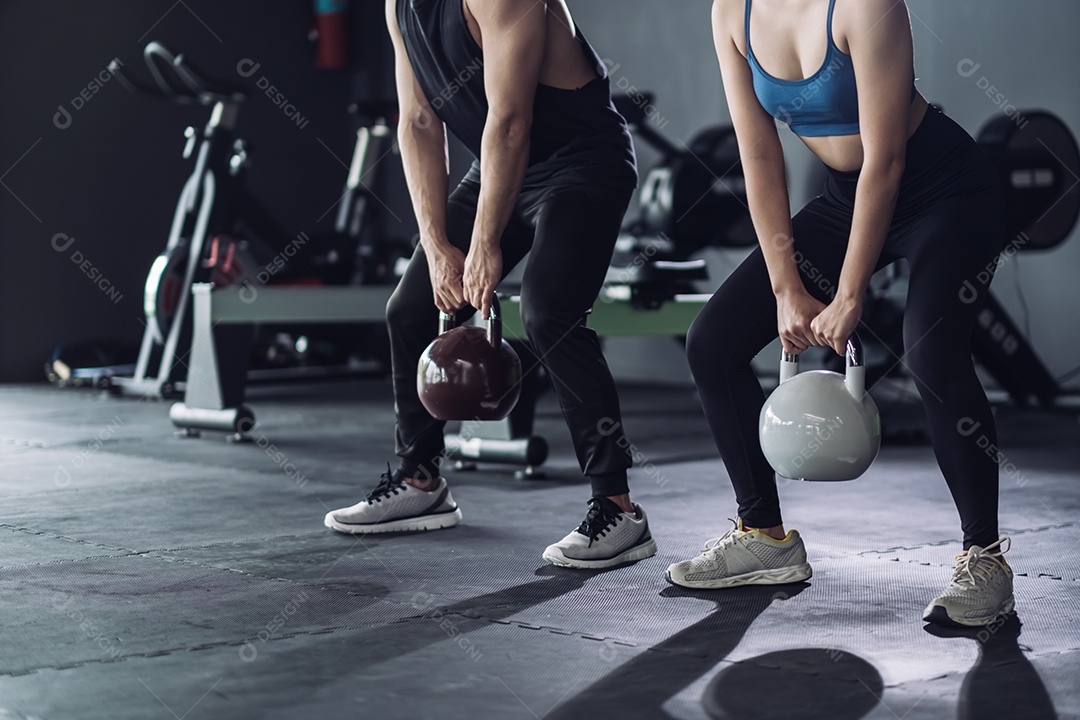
[437,292,503,348]
[844,334,864,370]
[779,334,866,399]
[844,334,865,399]
[779,351,800,384]
[486,293,503,348]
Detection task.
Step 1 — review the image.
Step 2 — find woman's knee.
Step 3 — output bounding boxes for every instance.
[903,331,972,398]
[685,315,718,374]
[685,301,744,377]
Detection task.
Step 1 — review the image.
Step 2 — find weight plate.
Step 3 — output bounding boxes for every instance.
[144,246,187,346]
[978,110,1079,250]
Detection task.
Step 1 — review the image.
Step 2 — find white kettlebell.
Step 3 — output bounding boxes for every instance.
[759,335,881,481]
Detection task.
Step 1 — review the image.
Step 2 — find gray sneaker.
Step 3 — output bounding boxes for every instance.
[666,518,812,589]
[324,466,461,534]
[542,497,657,569]
[923,538,1015,627]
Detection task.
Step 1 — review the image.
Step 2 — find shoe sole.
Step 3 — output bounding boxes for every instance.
[922,595,1016,627]
[542,538,658,570]
[324,508,462,535]
[664,562,813,589]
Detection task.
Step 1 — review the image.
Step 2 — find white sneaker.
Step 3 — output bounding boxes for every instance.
[323,466,462,534]
[542,497,657,569]
[666,518,812,589]
[923,538,1015,627]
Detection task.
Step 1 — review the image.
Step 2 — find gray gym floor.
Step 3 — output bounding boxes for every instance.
[1,380,1078,719]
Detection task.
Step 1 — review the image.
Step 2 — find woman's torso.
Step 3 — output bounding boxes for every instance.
[738,0,927,172]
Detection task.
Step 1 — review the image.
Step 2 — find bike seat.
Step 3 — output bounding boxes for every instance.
[613,93,654,127]
[348,100,400,125]
[605,257,709,287]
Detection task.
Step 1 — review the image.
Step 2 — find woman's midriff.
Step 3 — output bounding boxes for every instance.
[801,95,929,173]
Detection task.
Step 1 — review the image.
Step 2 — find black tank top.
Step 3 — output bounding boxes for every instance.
[397,0,637,190]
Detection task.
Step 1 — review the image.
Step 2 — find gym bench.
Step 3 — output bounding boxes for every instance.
[171,281,708,476]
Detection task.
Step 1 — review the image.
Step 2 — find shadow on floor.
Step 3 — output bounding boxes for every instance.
[546,583,813,720]
[401,564,603,619]
[925,614,1057,720]
[702,648,883,720]
[246,565,604,694]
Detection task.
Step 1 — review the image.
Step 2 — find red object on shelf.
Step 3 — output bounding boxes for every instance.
[313,0,349,69]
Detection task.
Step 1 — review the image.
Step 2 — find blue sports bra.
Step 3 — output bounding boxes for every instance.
[746,0,916,137]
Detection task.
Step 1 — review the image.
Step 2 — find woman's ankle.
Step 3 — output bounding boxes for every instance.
[746,524,787,541]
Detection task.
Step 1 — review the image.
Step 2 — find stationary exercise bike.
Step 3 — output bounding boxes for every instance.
[603,92,759,307]
[617,92,757,254]
[63,42,404,398]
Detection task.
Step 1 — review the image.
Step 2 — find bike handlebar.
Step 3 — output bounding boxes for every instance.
[112,41,247,105]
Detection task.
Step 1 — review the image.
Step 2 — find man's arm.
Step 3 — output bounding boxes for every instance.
[462,0,546,319]
[386,0,465,312]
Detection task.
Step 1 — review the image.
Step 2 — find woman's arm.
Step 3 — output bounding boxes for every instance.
[812,0,915,354]
[712,0,822,353]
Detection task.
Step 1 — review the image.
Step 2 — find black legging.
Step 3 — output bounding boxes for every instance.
[686,107,1006,549]
[386,180,635,497]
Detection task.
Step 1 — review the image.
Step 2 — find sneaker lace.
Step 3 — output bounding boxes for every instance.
[951,537,1010,588]
[365,464,406,503]
[577,497,625,546]
[701,518,745,555]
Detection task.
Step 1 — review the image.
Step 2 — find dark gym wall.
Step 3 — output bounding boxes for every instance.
[0,1,415,381]
[4,2,1079,388]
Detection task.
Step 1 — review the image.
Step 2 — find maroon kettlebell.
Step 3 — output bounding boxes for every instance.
[417,293,523,421]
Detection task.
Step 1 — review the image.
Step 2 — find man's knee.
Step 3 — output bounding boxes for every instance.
[386,285,429,331]
[519,299,552,340]
[520,296,574,348]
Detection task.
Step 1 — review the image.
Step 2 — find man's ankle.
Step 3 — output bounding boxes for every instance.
[605,493,635,515]
[404,476,442,492]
